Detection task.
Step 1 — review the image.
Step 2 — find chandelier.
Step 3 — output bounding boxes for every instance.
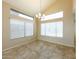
[35,0,45,19]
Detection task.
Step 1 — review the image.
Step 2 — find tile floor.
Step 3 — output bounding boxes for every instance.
[2,40,75,59]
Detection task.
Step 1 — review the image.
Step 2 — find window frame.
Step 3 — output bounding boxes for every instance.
[10,9,34,39]
[41,21,63,38]
[40,11,63,38]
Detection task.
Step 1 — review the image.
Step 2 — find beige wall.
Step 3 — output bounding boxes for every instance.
[3,2,10,50]
[39,0,75,47]
[2,0,75,51]
[2,2,36,50]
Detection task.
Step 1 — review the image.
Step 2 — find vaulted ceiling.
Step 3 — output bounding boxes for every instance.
[3,0,56,17]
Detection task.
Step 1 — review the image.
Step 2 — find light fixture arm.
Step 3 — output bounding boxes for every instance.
[35,0,45,19]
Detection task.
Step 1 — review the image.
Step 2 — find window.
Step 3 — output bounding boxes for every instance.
[25,22,33,36]
[41,21,63,37]
[41,11,63,37]
[10,9,33,39]
[56,22,63,37]
[10,9,33,20]
[19,14,33,20]
[10,19,24,39]
[46,22,57,36]
[41,11,63,21]
[41,23,46,35]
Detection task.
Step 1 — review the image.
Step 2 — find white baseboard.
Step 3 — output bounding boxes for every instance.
[40,39,75,48]
[2,38,75,52]
[2,39,36,52]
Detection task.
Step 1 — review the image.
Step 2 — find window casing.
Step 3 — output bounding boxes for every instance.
[10,9,33,39]
[41,21,63,37]
[41,11,63,37]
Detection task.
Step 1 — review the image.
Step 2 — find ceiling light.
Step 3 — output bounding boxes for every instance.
[35,0,45,19]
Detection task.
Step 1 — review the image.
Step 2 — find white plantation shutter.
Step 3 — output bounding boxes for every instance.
[25,22,33,36]
[41,21,63,37]
[10,10,33,39]
[10,19,24,39]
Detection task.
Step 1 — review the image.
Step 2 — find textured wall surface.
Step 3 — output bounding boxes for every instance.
[3,2,36,50]
[40,0,75,47]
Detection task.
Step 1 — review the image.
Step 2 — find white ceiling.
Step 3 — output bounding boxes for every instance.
[3,0,56,17]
